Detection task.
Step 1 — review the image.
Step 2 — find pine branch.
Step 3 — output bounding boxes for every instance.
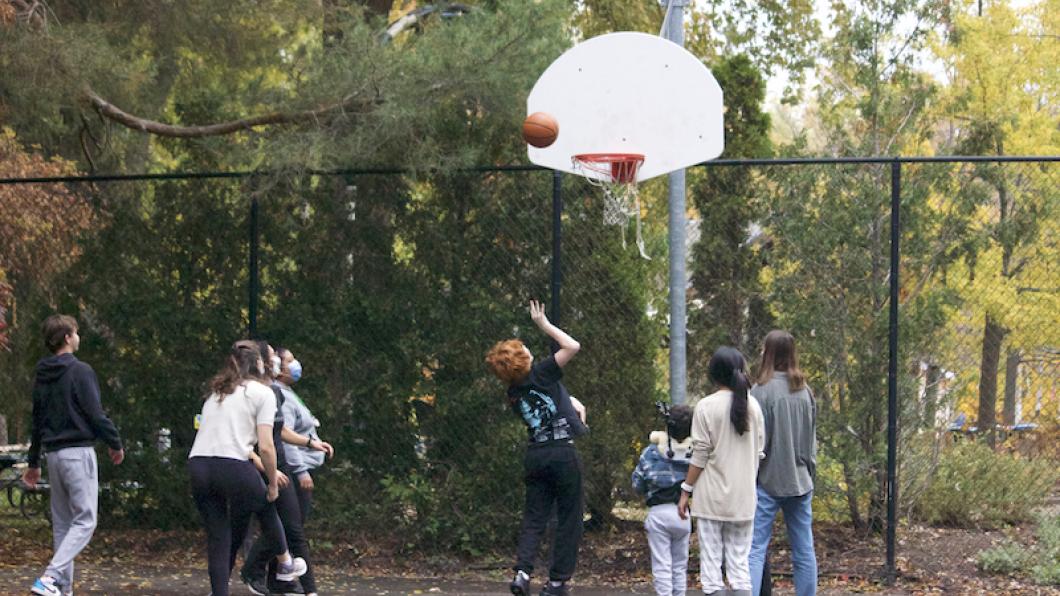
[84,88,378,139]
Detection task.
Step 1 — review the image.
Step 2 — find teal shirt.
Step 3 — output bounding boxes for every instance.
[751,372,816,497]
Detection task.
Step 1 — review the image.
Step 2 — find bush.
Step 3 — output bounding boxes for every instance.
[977,542,1031,575]
[914,441,1058,527]
[977,515,1060,586]
[1031,514,1060,586]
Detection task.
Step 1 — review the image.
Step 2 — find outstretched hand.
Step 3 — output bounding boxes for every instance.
[529,299,549,328]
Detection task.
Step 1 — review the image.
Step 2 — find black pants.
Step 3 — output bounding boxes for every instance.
[295,477,313,525]
[188,457,287,596]
[244,478,317,592]
[515,442,583,582]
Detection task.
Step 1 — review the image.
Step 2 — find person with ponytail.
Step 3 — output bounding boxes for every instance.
[677,347,764,596]
[187,340,306,596]
[748,331,817,596]
[241,341,329,596]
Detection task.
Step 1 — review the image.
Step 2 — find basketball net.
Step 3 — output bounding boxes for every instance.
[571,154,650,260]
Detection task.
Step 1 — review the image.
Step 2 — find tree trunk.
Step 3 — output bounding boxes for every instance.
[1002,349,1020,426]
[976,314,1006,448]
[842,461,864,530]
[923,363,941,429]
[869,463,886,533]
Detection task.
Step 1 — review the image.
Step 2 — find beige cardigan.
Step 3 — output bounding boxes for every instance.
[689,389,765,522]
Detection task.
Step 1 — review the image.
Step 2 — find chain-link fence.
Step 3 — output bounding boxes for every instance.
[1,157,1056,569]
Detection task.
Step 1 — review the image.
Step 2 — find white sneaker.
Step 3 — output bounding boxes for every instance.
[274,556,308,582]
[30,576,61,596]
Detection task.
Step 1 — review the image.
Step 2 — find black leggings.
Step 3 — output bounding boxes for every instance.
[244,478,316,592]
[188,457,287,596]
[514,443,583,582]
[295,477,313,525]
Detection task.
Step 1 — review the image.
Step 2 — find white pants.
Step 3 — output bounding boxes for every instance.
[645,503,691,596]
[696,518,753,593]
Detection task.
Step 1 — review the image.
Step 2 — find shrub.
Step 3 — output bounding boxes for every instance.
[977,542,1031,575]
[914,441,1058,527]
[976,515,1060,586]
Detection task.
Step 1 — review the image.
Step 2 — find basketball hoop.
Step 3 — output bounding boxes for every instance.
[571,153,651,259]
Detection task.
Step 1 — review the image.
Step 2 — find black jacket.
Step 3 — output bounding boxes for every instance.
[28,353,123,467]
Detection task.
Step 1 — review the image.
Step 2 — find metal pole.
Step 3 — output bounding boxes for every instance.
[551,170,563,328]
[249,197,260,339]
[885,159,901,584]
[662,0,688,405]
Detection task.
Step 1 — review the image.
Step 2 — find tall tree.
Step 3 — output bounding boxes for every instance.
[928,0,1059,445]
[0,128,94,441]
[766,0,945,531]
[687,54,773,394]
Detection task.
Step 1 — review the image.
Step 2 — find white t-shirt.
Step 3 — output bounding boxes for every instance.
[189,380,276,460]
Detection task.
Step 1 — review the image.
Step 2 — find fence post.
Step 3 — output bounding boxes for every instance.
[249,197,260,339]
[885,159,901,584]
[551,170,563,326]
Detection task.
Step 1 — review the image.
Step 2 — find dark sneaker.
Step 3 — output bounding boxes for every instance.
[539,582,570,596]
[267,576,305,589]
[267,579,306,595]
[509,570,531,596]
[239,572,268,596]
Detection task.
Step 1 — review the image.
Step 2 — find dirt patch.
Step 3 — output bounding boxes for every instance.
[1,512,1056,594]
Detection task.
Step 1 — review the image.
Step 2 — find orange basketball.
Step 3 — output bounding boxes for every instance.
[522,112,559,148]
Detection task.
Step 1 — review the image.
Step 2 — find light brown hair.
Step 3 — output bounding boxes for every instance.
[42,314,78,353]
[757,330,807,392]
[208,340,263,400]
[485,339,531,385]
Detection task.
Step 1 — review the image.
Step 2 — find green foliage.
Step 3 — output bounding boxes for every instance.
[977,514,1060,586]
[977,541,1032,575]
[915,442,1058,528]
[688,54,773,394]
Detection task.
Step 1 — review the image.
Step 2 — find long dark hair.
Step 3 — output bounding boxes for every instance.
[208,340,262,399]
[757,330,807,392]
[708,346,751,435]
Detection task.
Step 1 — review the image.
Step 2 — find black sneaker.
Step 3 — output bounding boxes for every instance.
[509,571,531,596]
[240,572,268,596]
[539,582,569,596]
[267,579,305,595]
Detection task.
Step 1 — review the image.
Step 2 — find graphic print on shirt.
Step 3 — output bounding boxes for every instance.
[518,389,557,433]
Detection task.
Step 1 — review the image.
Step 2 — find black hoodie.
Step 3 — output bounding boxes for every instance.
[28,353,123,467]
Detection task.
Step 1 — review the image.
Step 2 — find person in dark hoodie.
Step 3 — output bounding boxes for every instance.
[23,315,124,596]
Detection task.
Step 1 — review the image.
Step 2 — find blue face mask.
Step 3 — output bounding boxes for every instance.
[288,359,303,382]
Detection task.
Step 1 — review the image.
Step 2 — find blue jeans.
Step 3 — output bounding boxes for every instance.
[749,487,817,596]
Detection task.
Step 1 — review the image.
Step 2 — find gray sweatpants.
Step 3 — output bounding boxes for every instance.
[44,446,99,591]
[645,503,691,596]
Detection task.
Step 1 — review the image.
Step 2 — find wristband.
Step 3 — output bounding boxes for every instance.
[305,436,313,448]
[680,482,694,494]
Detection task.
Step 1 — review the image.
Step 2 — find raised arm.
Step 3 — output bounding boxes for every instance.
[529,300,580,368]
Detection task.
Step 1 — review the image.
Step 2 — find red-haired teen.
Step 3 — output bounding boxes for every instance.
[485,300,587,596]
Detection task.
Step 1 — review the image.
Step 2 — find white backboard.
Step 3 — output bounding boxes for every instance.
[527,32,724,183]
